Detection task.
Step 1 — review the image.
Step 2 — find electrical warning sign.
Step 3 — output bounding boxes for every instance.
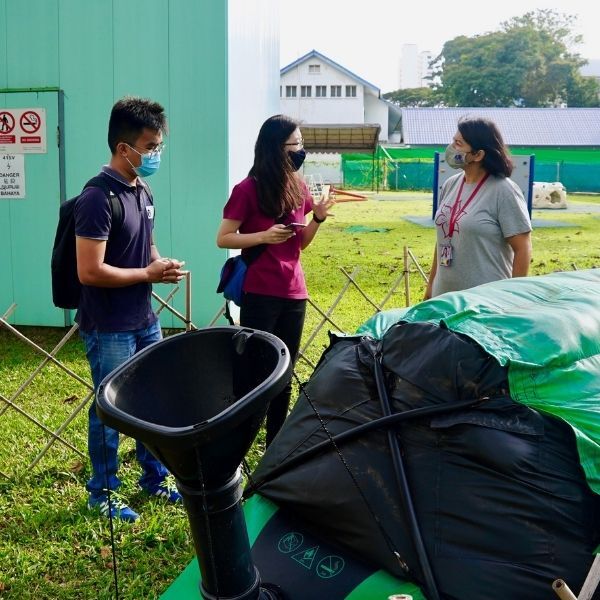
[0,154,25,198]
[0,108,46,153]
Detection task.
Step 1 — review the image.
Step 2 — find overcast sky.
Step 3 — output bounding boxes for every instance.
[280,0,600,93]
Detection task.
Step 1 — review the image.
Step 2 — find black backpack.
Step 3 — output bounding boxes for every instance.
[51,175,123,310]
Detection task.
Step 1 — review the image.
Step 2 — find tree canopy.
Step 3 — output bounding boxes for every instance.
[382,87,440,107]
[434,10,600,107]
[386,10,599,108]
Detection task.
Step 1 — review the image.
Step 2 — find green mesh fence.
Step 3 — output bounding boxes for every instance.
[387,161,434,190]
[534,163,600,193]
[341,156,387,190]
[342,147,600,192]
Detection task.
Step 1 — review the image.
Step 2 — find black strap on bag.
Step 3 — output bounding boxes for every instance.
[220,213,293,325]
[243,243,268,265]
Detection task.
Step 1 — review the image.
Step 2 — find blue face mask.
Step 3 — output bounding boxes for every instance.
[135,152,161,177]
[126,144,162,177]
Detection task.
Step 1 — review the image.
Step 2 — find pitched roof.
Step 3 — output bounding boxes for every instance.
[281,49,380,96]
[401,107,600,146]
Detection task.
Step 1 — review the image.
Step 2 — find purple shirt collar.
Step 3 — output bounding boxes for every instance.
[101,165,139,189]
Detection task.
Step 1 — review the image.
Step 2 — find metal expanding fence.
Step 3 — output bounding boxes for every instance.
[0,254,429,479]
[0,273,196,480]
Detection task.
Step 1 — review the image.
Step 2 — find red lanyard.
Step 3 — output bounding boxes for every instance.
[447,173,489,238]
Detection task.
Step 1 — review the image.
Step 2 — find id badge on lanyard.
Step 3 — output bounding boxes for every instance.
[440,243,453,267]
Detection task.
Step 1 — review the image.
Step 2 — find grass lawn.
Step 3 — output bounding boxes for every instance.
[1,191,599,599]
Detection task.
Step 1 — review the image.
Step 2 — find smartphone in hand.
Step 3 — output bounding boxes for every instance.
[285,222,307,230]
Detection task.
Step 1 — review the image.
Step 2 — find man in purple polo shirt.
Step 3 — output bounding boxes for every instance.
[75,97,185,522]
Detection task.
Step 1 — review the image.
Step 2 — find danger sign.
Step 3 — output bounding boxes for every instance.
[0,108,46,153]
[0,153,25,199]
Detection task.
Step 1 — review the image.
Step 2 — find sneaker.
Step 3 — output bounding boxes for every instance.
[88,494,140,523]
[141,479,182,503]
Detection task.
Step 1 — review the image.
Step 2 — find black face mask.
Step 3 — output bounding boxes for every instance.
[288,149,306,171]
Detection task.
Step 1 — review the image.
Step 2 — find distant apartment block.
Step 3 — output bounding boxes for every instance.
[398,43,433,89]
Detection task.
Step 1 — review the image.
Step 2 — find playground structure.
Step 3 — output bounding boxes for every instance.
[305,174,367,203]
[532,181,568,209]
[433,151,534,218]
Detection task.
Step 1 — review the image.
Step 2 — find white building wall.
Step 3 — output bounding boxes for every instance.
[303,153,342,185]
[364,95,388,141]
[399,44,419,89]
[280,59,365,123]
[399,44,432,89]
[388,131,401,144]
[228,0,280,189]
[418,51,433,87]
[227,0,279,321]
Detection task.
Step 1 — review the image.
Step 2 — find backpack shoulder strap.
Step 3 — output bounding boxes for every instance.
[137,177,153,201]
[243,243,267,266]
[82,174,124,237]
[243,211,281,265]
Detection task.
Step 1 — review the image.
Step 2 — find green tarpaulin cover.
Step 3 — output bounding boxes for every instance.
[358,269,600,495]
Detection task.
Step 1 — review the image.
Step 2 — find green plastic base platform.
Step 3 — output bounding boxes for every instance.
[161,494,424,600]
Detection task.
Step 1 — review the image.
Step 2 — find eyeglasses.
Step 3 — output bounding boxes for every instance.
[284,138,304,149]
[126,142,165,157]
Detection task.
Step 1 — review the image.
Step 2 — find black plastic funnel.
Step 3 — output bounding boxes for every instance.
[96,326,291,600]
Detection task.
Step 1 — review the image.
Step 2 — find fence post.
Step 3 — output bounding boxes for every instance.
[403,246,411,307]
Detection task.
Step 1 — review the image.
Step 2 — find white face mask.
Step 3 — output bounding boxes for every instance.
[445,144,469,170]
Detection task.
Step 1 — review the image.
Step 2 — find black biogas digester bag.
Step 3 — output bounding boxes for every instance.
[250,322,600,600]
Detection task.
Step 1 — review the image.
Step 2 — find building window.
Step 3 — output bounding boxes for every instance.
[301,85,312,98]
[345,85,357,97]
[316,85,327,97]
[285,85,297,98]
[279,86,282,97]
[331,85,342,97]
[308,64,320,74]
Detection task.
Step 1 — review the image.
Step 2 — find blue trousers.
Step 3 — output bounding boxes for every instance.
[80,321,168,495]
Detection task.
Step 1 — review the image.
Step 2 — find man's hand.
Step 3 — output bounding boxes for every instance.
[146,258,186,283]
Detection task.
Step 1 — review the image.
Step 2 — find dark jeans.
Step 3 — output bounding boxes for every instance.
[80,321,168,496]
[240,292,306,446]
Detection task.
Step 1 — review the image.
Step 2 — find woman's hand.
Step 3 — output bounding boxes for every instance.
[312,196,335,222]
[264,224,296,245]
[217,218,294,249]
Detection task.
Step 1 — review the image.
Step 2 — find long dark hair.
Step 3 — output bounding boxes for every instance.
[249,114,304,218]
[458,116,513,177]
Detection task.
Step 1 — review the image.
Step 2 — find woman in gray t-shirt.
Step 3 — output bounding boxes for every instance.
[425,117,532,299]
